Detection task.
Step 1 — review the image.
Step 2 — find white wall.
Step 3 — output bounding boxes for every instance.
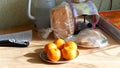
[0,0,33,29]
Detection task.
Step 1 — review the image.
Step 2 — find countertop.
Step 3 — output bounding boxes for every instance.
[0,25,119,68]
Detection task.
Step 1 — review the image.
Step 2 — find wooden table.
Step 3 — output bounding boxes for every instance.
[0,25,119,68]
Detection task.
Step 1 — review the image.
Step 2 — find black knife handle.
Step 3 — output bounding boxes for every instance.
[0,39,29,47]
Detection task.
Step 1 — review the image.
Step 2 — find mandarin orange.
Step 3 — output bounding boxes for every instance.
[44,42,57,53]
[47,48,61,62]
[63,41,78,50]
[54,38,65,49]
[61,47,77,60]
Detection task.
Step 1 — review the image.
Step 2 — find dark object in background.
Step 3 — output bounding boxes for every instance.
[98,17,120,43]
[74,15,94,35]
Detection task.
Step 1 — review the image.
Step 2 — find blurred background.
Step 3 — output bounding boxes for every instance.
[0,0,120,29]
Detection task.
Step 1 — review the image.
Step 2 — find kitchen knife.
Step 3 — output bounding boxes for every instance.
[0,30,32,47]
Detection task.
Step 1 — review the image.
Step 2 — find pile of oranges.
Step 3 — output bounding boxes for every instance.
[44,38,78,62]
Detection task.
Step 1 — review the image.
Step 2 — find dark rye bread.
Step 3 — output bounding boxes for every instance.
[51,2,74,39]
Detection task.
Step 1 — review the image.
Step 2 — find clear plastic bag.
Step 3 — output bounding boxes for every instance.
[37,28,52,39]
[65,29,109,48]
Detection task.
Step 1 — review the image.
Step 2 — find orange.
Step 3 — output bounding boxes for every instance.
[44,42,57,53]
[61,41,78,60]
[44,40,78,62]
[61,47,77,60]
[54,38,65,49]
[47,48,61,62]
[63,41,78,50]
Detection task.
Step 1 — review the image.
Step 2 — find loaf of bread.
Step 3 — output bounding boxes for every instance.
[50,2,74,39]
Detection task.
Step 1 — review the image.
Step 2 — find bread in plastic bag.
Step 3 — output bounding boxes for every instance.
[50,2,74,39]
[65,29,109,48]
